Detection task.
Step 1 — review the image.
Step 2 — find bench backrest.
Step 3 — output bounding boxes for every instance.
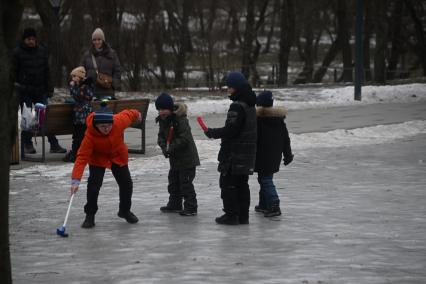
[43,98,150,136]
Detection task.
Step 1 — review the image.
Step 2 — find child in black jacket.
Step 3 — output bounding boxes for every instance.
[203,72,257,225]
[254,91,293,217]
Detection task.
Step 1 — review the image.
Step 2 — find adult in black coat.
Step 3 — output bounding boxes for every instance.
[254,91,293,217]
[204,71,257,225]
[12,27,66,154]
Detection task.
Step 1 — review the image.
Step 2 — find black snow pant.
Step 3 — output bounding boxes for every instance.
[72,124,86,156]
[219,172,250,221]
[84,163,133,215]
[167,167,197,211]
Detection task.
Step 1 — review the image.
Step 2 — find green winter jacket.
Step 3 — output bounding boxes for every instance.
[157,103,200,170]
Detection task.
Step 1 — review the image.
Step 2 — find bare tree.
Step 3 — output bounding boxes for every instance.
[262,0,280,54]
[34,0,70,87]
[63,0,86,75]
[294,1,316,84]
[404,0,426,76]
[196,0,219,89]
[241,0,269,85]
[278,0,295,86]
[363,0,373,81]
[121,1,159,91]
[374,0,388,83]
[387,0,405,80]
[163,0,194,87]
[0,1,24,283]
[313,0,352,83]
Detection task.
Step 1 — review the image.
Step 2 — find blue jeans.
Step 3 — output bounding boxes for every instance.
[257,174,279,210]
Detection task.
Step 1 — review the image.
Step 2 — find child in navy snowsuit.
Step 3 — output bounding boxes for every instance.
[254,91,293,217]
[63,66,94,162]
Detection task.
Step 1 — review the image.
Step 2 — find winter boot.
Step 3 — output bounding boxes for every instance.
[50,143,67,153]
[179,208,197,216]
[254,205,266,213]
[117,211,139,224]
[160,204,182,213]
[62,151,75,163]
[215,214,239,225]
[24,144,36,154]
[81,214,95,228]
[239,216,249,225]
[264,206,282,217]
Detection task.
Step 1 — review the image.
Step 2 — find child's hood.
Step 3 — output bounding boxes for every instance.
[174,102,188,117]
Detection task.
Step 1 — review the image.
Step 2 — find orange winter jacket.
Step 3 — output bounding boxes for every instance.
[71,109,140,181]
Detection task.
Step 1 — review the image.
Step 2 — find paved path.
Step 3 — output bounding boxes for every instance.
[10,101,426,283]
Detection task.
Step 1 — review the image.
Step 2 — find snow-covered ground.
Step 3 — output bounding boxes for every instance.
[144,83,426,119]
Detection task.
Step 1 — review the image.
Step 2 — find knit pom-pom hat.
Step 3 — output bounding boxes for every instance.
[93,100,113,124]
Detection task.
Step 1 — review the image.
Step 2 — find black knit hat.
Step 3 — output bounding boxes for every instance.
[155,92,174,111]
[93,100,113,124]
[256,91,274,107]
[225,71,248,89]
[22,27,37,39]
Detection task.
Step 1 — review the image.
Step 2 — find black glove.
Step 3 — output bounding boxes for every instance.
[284,154,294,166]
[204,128,213,138]
[161,147,170,158]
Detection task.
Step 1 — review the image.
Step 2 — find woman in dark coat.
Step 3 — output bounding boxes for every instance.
[254,91,294,217]
[80,28,122,100]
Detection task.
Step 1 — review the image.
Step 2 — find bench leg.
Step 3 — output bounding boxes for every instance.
[128,127,145,154]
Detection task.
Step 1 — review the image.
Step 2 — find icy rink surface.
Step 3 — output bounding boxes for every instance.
[10,134,426,283]
[10,83,426,283]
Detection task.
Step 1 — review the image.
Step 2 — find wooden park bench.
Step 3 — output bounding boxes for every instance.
[21,98,150,162]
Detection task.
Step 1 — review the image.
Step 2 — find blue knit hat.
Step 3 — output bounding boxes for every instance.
[256,91,274,107]
[155,92,174,111]
[93,100,113,124]
[225,71,248,89]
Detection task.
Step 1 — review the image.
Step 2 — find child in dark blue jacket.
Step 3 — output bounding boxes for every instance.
[254,91,293,217]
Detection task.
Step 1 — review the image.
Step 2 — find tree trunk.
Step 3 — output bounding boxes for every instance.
[34,0,63,87]
[64,1,85,73]
[0,1,23,283]
[313,38,341,83]
[363,0,372,82]
[294,4,315,84]
[404,0,426,76]
[387,0,404,80]
[278,0,295,86]
[313,0,352,83]
[338,0,353,82]
[241,0,256,78]
[152,18,168,88]
[226,3,240,50]
[262,0,280,54]
[374,0,388,83]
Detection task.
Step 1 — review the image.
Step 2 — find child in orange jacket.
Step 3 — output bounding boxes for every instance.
[70,101,141,228]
